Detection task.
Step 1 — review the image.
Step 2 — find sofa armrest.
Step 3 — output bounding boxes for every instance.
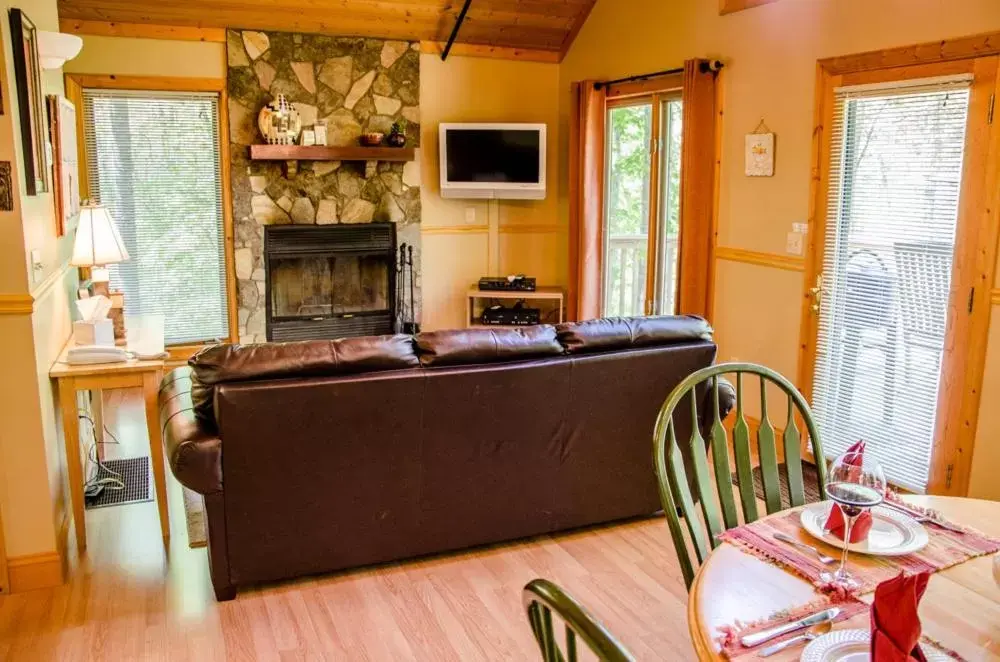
[700,376,736,432]
[160,366,223,495]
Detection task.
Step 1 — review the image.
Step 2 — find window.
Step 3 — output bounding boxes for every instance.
[603,94,682,317]
[809,76,971,492]
[83,89,229,345]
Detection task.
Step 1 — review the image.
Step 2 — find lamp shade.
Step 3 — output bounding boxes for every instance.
[71,204,130,267]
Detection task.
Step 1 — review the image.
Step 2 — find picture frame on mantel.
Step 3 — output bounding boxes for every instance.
[8,8,49,196]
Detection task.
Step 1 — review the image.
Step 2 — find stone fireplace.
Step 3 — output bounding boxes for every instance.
[226,29,421,343]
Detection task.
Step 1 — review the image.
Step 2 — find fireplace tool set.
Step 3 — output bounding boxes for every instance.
[395,243,419,334]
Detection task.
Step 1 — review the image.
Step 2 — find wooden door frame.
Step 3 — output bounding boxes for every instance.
[604,80,683,316]
[797,32,1000,496]
[64,73,238,348]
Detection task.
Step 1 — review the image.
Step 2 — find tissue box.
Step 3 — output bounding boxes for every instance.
[73,319,115,346]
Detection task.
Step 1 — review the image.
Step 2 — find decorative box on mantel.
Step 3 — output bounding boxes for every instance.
[249,144,416,178]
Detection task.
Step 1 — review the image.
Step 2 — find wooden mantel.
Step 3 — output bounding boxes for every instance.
[249,144,415,177]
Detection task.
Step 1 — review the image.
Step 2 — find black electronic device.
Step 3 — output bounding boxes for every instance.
[478,274,537,292]
[481,302,541,326]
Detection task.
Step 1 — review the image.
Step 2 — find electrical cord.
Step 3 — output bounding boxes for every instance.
[78,411,125,499]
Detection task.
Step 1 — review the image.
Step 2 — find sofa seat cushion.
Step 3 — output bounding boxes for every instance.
[416,326,562,367]
[556,315,713,354]
[188,335,419,424]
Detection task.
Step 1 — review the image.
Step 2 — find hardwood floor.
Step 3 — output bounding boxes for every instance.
[0,389,695,661]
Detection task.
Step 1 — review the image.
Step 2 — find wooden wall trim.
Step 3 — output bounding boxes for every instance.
[819,31,1000,75]
[719,0,781,15]
[0,295,35,315]
[422,225,489,235]
[65,73,225,93]
[6,551,65,593]
[991,288,1000,305]
[498,224,561,234]
[606,75,683,101]
[419,42,561,64]
[59,19,225,42]
[715,246,805,272]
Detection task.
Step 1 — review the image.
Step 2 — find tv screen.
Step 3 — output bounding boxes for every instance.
[445,129,541,184]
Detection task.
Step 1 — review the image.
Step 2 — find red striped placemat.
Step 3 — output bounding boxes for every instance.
[717,503,1000,595]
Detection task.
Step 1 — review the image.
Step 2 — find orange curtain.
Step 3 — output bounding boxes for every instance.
[677,59,719,320]
[568,81,607,321]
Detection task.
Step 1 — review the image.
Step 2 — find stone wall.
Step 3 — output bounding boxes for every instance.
[226,29,421,342]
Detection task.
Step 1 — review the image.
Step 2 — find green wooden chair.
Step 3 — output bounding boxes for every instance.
[652,362,828,589]
[523,579,635,662]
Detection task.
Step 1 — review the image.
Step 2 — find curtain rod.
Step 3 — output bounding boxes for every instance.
[594,60,724,90]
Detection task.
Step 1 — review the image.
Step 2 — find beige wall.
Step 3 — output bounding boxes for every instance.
[561,0,1000,498]
[0,0,77,569]
[419,54,564,330]
[66,37,566,332]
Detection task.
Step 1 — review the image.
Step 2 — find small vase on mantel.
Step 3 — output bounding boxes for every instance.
[387,121,407,148]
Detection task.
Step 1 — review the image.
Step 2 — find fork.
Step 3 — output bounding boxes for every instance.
[773,532,837,564]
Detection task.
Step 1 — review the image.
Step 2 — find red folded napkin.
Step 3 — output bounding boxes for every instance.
[825,440,873,543]
[871,571,930,662]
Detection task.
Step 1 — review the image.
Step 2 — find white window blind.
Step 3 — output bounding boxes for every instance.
[83,89,229,345]
[811,76,971,493]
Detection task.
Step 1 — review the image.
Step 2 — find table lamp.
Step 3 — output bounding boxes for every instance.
[71,202,129,297]
[71,202,129,339]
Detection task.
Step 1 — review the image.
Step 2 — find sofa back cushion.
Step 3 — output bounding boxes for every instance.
[556,315,712,354]
[187,335,419,424]
[415,326,563,367]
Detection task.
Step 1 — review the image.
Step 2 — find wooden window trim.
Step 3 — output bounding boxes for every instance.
[64,72,238,344]
[606,74,683,101]
[799,37,1000,497]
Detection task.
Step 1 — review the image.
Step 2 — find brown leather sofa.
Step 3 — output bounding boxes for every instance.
[159,315,726,600]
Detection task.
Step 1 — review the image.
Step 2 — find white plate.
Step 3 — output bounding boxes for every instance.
[800,501,929,556]
[802,629,952,662]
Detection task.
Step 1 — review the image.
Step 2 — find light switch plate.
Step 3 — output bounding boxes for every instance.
[465,207,476,224]
[786,232,804,256]
[30,249,43,283]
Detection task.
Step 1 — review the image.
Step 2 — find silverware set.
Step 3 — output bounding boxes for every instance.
[773,532,837,565]
[879,500,966,534]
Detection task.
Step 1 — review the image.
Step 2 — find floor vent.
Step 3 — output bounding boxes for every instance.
[85,457,152,509]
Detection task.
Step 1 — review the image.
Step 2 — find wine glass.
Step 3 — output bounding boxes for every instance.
[820,448,887,589]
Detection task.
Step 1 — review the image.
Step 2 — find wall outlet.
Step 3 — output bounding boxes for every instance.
[465,207,477,224]
[786,232,804,256]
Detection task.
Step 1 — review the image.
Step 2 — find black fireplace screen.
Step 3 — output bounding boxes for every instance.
[264,224,396,342]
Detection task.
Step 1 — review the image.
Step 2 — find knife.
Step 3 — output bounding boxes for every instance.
[740,607,840,648]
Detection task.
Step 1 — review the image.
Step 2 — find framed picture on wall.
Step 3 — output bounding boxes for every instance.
[8,9,49,196]
[48,95,80,235]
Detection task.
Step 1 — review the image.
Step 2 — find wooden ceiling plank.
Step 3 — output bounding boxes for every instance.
[420,40,560,63]
[57,0,592,53]
[559,0,595,57]
[59,18,226,41]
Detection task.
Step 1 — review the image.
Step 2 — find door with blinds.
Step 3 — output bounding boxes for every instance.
[804,59,999,494]
[83,89,230,345]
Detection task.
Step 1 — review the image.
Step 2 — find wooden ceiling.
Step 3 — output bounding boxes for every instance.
[56,0,598,56]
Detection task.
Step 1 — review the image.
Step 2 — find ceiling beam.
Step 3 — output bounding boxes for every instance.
[59,18,225,42]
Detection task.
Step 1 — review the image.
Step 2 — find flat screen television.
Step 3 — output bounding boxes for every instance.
[439,123,547,200]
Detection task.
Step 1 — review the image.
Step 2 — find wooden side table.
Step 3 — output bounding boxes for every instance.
[49,340,169,552]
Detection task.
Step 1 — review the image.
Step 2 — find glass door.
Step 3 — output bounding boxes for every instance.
[602,94,682,317]
[808,75,972,492]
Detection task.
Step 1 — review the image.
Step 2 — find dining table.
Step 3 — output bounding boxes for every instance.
[688,495,1000,661]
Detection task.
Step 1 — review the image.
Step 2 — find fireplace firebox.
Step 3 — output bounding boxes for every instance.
[264,224,397,342]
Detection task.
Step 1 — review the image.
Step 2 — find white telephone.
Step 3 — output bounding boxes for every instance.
[65,345,129,365]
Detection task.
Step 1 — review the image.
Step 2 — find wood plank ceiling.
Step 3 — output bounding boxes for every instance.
[56,0,598,55]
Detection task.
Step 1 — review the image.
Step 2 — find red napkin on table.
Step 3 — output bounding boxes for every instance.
[825,440,873,543]
[871,571,930,662]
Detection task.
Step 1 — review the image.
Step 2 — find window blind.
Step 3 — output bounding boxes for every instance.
[83,89,229,345]
[811,76,971,493]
